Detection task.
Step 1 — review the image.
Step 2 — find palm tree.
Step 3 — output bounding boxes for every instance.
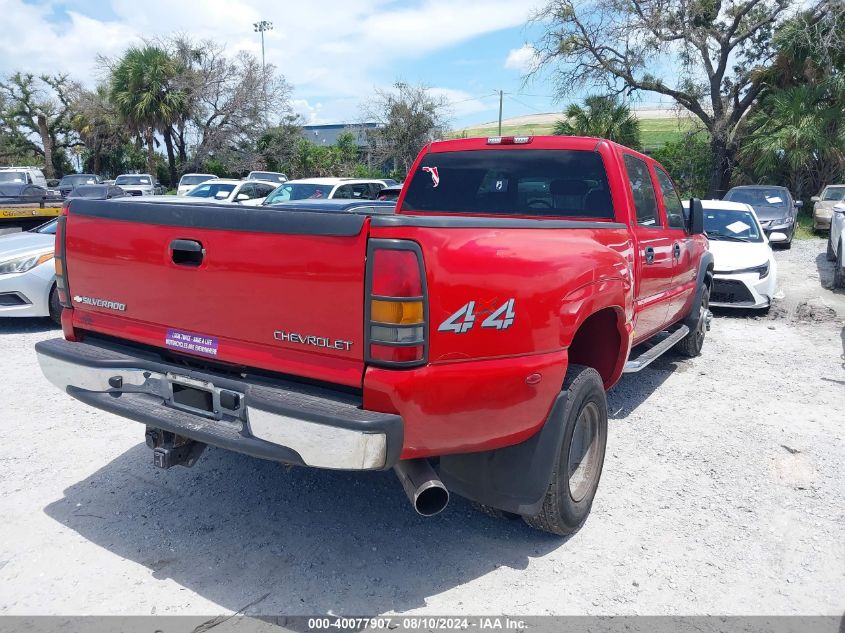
[738,85,845,199]
[109,46,186,182]
[554,95,641,149]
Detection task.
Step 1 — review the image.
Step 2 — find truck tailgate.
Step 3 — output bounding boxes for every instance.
[63,200,369,387]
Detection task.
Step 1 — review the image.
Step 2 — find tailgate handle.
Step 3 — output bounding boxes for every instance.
[170,239,204,267]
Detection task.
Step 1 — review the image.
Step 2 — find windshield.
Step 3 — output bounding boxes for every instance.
[29,219,58,235]
[186,182,236,198]
[249,172,286,183]
[704,209,763,242]
[0,172,27,183]
[67,186,107,199]
[821,186,845,201]
[400,149,614,218]
[724,188,787,208]
[264,183,334,204]
[180,175,215,186]
[60,175,97,186]
[115,175,151,186]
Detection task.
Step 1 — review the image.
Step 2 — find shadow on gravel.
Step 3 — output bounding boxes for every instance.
[606,353,684,420]
[44,444,563,614]
[0,316,58,335]
[817,251,845,295]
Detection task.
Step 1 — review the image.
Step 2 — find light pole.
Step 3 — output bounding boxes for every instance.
[253,20,273,126]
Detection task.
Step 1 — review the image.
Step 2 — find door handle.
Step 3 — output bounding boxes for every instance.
[673,242,681,260]
[170,239,204,267]
[644,246,655,264]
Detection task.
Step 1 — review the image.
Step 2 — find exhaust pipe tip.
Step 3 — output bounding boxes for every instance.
[394,459,450,517]
[413,481,450,517]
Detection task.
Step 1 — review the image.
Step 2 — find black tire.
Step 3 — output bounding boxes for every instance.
[522,364,608,536]
[834,242,845,290]
[471,501,520,520]
[827,235,837,262]
[675,283,710,358]
[48,285,62,326]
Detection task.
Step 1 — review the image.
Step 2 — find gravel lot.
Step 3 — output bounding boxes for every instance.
[0,238,843,616]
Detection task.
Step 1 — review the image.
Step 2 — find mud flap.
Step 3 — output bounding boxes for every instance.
[439,392,568,515]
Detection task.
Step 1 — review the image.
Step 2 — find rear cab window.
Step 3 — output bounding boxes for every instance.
[400,149,615,219]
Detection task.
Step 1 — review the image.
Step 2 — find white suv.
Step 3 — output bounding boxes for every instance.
[114,173,156,196]
[0,167,47,188]
[182,179,278,205]
[827,203,845,288]
[261,178,385,205]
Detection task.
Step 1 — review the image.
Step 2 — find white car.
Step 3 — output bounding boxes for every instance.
[247,170,287,184]
[114,173,156,196]
[176,173,216,196]
[0,166,48,188]
[827,202,845,288]
[182,178,278,205]
[0,219,60,324]
[687,200,778,309]
[261,178,386,205]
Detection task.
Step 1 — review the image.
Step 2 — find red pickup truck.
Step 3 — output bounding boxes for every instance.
[36,136,712,535]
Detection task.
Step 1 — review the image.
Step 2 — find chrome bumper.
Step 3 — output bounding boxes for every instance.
[35,338,402,470]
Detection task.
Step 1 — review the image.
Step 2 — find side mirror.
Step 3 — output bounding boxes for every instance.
[236,193,249,201]
[795,200,803,208]
[834,205,845,215]
[769,231,788,243]
[688,198,705,234]
[810,196,820,202]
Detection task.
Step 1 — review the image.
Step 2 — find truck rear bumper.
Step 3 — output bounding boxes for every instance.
[35,337,403,470]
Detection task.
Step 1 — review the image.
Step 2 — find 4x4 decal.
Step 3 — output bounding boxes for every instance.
[438,299,515,334]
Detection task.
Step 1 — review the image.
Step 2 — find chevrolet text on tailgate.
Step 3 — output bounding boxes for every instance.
[37,136,712,535]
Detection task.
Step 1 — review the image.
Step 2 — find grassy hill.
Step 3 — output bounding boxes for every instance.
[454,112,696,151]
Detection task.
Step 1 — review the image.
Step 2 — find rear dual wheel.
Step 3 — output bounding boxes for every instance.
[474,364,608,536]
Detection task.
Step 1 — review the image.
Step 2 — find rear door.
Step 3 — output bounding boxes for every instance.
[653,166,698,324]
[623,154,674,342]
[64,201,370,387]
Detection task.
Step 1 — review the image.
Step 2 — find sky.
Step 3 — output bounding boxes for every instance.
[1,0,581,129]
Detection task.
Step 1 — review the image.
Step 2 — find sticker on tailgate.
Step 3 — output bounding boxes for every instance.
[165,329,219,358]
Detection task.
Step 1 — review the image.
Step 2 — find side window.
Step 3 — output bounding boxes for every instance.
[655,168,685,230]
[238,183,256,199]
[255,184,275,197]
[333,185,354,199]
[368,183,384,199]
[623,155,661,227]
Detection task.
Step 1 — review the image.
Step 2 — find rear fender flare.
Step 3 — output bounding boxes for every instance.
[682,252,714,328]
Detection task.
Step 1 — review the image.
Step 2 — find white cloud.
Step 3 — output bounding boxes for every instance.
[0,0,541,122]
[504,44,540,74]
[428,87,497,119]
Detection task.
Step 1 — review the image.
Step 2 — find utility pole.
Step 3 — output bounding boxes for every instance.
[253,20,273,126]
[497,90,504,136]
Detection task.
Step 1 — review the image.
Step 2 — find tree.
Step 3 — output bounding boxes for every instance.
[0,73,78,177]
[109,46,187,182]
[553,95,641,149]
[70,85,132,176]
[167,37,293,174]
[257,114,305,174]
[736,3,845,197]
[363,82,449,176]
[652,130,713,198]
[533,0,805,196]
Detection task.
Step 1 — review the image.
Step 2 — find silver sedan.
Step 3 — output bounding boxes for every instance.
[0,220,60,324]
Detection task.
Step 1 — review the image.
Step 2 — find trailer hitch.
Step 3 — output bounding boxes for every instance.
[145,427,207,469]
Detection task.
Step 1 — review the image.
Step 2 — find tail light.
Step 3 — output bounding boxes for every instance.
[365,240,427,367]
[54,202,72,309]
